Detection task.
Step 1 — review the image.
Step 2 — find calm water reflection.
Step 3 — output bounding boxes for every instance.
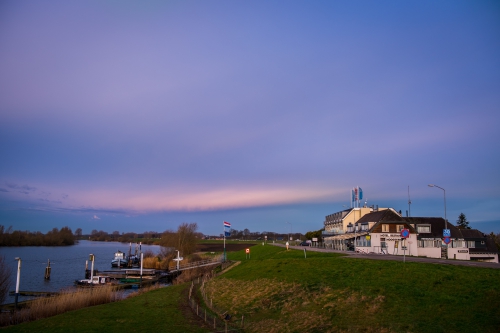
[0,240,161,304]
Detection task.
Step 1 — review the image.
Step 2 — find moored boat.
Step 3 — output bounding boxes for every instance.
[111,250,128,267]
[75,275,113,286]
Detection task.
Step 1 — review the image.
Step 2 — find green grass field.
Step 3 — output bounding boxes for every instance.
[2,244,499,333]
[210,244,500,332]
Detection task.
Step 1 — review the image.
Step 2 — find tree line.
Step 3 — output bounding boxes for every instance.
[86,230,162,244]
[225,228,305,241]
[0,225,75,246]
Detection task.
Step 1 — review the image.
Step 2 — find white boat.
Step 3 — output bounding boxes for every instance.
[75,275,113,286]
[111,251,128,267]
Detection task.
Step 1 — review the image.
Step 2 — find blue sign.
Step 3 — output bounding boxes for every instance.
[443,237,451,245]
[443,229,451,237]
[400,229,410,239]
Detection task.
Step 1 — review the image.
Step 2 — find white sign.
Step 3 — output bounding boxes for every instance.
[312,238,318,242]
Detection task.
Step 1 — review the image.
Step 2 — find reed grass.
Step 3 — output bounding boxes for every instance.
[0,286,123,327]
[141,256,169,269]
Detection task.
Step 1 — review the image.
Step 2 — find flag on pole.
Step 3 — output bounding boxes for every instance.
[224,221,231,237]
[358,187,363,200]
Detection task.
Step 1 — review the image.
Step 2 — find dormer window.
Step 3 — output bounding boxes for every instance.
[347,223,353,233]
[382,224,389,232]
[417,225,431,233]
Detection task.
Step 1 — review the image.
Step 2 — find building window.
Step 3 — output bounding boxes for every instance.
[452,240,466,248]
[361,224,368,231]
[381,238,387,249]
[468,241,475,248]
[397,225,404,232]
[418,240,439,248]
[382,224,389,232]
[417,225,431,233]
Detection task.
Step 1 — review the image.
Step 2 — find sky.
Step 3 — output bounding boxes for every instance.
[1,0,499,236]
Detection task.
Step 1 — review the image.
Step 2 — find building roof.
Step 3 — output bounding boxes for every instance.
[356,209,402,224]
[458,229,484,239]
[404,217,462,238]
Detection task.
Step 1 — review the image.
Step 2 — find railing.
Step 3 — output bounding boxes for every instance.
[169,255,223,271]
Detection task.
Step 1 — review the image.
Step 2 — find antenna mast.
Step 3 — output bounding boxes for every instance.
[407,185,412,217]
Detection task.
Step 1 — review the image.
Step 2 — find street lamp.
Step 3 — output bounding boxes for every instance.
[428,184,447,229]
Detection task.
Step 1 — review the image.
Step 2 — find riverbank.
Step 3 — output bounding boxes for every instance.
[0,284,210,333]
[3,244,499,332]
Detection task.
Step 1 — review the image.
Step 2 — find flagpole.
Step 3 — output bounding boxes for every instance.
[223,221,226,262]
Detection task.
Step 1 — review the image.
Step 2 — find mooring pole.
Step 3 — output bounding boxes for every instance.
[14,257,21,309]
[140,252,144,287]
[89,254,95,285]
[44,259,51,280]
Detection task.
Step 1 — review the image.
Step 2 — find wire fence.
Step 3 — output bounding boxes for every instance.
[187,261,244,333]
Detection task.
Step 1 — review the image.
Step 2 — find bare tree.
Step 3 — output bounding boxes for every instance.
[160,223,199,257]
[0,256,12,304]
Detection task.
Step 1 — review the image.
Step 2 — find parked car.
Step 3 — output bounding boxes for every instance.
[299,242,310,246]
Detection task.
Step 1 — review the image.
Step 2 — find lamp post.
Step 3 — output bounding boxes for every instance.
[14,257,21,309]
[428,184,447,229]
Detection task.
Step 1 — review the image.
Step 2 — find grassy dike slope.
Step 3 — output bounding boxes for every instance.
[1,284,211,333]
[207,244,500,333]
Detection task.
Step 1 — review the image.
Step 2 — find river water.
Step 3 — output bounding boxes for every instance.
[0,240,161,304]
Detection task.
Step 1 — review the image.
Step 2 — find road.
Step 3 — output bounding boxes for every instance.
[272,243,500,269]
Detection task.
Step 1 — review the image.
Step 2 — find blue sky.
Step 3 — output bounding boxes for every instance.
[1,0,499,236]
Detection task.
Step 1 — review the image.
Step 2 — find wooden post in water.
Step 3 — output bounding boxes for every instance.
[14,257,21,310]
[140,252,144,288]
[44,259,51,280]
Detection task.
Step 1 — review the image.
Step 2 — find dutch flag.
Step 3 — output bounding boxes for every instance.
[224,221,231,227]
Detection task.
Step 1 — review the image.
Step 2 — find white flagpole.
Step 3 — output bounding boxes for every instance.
[223,221,226,262]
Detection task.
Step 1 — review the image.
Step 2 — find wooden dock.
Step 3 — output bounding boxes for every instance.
[8,291,60,297]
